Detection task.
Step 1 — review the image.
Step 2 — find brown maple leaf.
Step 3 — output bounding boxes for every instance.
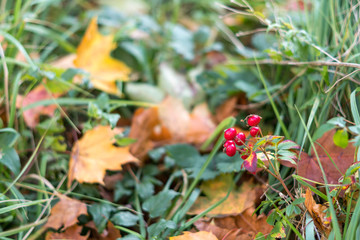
[46,225,89,240]
[45,195,87,230]
[68,125,139,187]
[129,97,216,160]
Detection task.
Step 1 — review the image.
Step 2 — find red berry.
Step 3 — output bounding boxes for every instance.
[247,115,261,126]
[234,132,246,145]
[224,128,237,140]
[225,144,237,157]
[223,140,235,148]
[241,154,249,160]
[250,127,260,137]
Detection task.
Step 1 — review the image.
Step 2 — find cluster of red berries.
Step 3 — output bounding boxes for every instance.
[223,115,262,157]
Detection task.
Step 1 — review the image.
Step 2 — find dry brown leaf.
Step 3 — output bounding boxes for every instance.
[46,225,89,240]
[188,174,264,216]
[74,17,131,95]
[304,188,331,237]
[16,84,61,128]
[129,97,216,160]
[45,195,87,230]
[169,231,218,240]
[68,125,139,186]
[88,221,121,240]
[297,130,356,185]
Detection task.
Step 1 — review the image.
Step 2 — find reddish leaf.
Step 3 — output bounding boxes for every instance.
[297,130,356,185]
[46,225,88,240]
[243,151,257,174]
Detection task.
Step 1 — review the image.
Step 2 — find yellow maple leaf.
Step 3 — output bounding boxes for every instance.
[68,126,139,186]
[188,174,264,216]
[170,231,218,240]
[74,17,131,95]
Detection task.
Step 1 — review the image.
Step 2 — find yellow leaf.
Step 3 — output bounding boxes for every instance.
[170,231,218,240]
[74,17,131,95]
[188,174,264,216]
[68,126,139,186]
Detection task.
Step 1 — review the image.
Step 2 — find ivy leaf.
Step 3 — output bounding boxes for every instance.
[142,190,179,218]
[111,211,138,227]
[88,203,114,233]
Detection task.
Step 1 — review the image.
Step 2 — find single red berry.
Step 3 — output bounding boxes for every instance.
[247,115,261,126]
[224,128,237,140]
[223,140,235,148]
[241,154,249,160]
[234,132,246,145]
[250,126,260,137]
[225,144,237,157]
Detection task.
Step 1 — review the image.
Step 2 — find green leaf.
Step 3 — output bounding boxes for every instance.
[136,180,155,200]
[292,197,305,205]
[88,203,114,233]
[114,182,132,201]
[125,83,165,104]
[313,123,336,141]
[278,140,300,150]
[147,219,176,238]
[271,221,286,238]
[111,211,138,227]
[328,117,346,128]
[142,190,179,218]
[0,148,20,175]
[215,152,243,173]
[333,129,348,148]
[0,128,19,147]
[115,137,137,147]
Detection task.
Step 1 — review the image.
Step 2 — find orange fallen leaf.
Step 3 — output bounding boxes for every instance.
[297,130,356,186]
[188,174,264,216]
[129,97,216,160]
[169,231,218,240]
[304,188,331,237]
[74,17,131,95]
[68,125,139,186]
[87,221,121,240]
[46,225,88,240]
[45,195,87,230]
[195,207,273,240]
[16,84,61,128]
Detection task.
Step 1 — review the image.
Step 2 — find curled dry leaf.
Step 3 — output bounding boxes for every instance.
[45,195,87,230]
[195,207,273,240]
[68,125,139,187]
[188,174,264,216]
[46,225,89,240]
[16,84,62,128]
[297,130,356,185]
[169,231,218,240]
[304,188,331,237]
[129,97,216,160]
[74,17,131,95]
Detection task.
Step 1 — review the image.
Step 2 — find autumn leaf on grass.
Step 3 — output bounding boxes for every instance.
[297,129,356,186]
[74,17,131,95]
[129,97,216,159]
[170,231,218,240]
[188,174,264,216]
[68,126,139,187]
[195,207,273,240]
[45,195,87,230]
[304,188,331,237]
[46,225,89,240]
[16,84,62,128]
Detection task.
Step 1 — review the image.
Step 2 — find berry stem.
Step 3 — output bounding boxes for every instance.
[260,147,295,202]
